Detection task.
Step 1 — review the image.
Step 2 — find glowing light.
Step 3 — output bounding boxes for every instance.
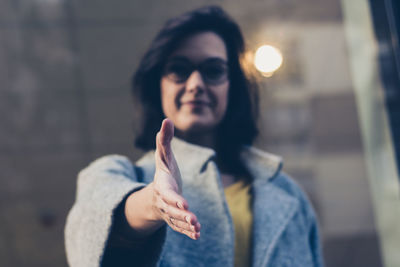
[254,45,283,77]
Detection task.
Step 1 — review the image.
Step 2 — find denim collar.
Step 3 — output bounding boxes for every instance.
[137,137,283,180]
[169,137,283,181]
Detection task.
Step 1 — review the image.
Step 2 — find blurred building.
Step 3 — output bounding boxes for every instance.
[0,0,399,266]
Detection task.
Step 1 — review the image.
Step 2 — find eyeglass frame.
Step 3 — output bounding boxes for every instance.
[161,56,229,86]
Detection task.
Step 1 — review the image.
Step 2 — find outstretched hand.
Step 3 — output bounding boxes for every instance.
[152,119,201,240]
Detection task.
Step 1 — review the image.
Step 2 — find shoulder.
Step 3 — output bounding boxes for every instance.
[243,146,311,207]
[270,172,307,201]
[75,155,137,195]
[86,154,134,169]
[80,152,157,184]
[80,151,156,175]
[270,171,318,224]
[242,145,317,220]
[79,154,136,178]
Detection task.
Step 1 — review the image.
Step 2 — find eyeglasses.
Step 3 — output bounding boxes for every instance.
[162,57,229,85]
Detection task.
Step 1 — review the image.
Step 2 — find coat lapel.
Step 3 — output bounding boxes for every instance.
[241,146,299,267]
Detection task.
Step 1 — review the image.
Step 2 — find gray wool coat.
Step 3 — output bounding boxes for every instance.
[65,138,324,267]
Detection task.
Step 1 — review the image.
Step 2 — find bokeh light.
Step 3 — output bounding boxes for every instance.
[254,45,283,77]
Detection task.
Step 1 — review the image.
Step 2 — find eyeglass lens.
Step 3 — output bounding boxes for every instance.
[163,57,228,85]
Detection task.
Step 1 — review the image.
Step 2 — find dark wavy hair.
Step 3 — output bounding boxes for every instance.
[132,5,259,176]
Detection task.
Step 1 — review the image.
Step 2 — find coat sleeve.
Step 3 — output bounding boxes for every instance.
[64,154,165,267]
[292,177,324,267]
[306,201,324,267]
[293,177,324,267]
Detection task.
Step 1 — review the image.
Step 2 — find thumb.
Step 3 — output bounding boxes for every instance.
[155,119,183,193]
[159,118,174,149]
[156,119,175,169]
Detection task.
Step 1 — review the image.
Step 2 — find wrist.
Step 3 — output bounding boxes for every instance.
[146,182,164,222]
[124,184,164,234]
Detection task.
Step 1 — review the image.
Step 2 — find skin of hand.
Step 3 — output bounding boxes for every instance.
[125,119,201,240]
[153,118,201,240]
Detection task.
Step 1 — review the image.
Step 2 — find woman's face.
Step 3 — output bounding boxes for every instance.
[160,31,229,135]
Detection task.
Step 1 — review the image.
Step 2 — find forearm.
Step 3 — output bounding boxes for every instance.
[102,189,167,267]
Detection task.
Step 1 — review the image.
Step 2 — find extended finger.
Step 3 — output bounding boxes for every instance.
[156,188,188,210]
[166,206,199,225]
[156,197,197,225]
[168,222,200,240]
[156,119,174,168]
[168,217,201,233]
[159,119,174,148]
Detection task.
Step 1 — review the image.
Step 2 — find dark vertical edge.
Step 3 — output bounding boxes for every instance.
[369,0,400,180]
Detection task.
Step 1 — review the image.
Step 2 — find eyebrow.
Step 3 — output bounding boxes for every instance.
[168,56,228,65]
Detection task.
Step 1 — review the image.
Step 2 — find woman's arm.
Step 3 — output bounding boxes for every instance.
[64,154,144,267]
[65,119,200,267]
[102,119,200,266]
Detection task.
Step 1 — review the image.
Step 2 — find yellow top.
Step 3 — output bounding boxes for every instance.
[224,180,253,267]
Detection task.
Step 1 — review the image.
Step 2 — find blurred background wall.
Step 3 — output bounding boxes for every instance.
[1,0,398,266]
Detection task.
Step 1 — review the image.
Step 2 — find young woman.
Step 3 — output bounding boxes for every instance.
[65,6,324,267]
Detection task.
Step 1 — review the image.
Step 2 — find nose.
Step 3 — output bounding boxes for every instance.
[185,70,205,94]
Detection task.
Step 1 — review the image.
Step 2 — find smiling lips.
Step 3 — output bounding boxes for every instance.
[181,100,211,108]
